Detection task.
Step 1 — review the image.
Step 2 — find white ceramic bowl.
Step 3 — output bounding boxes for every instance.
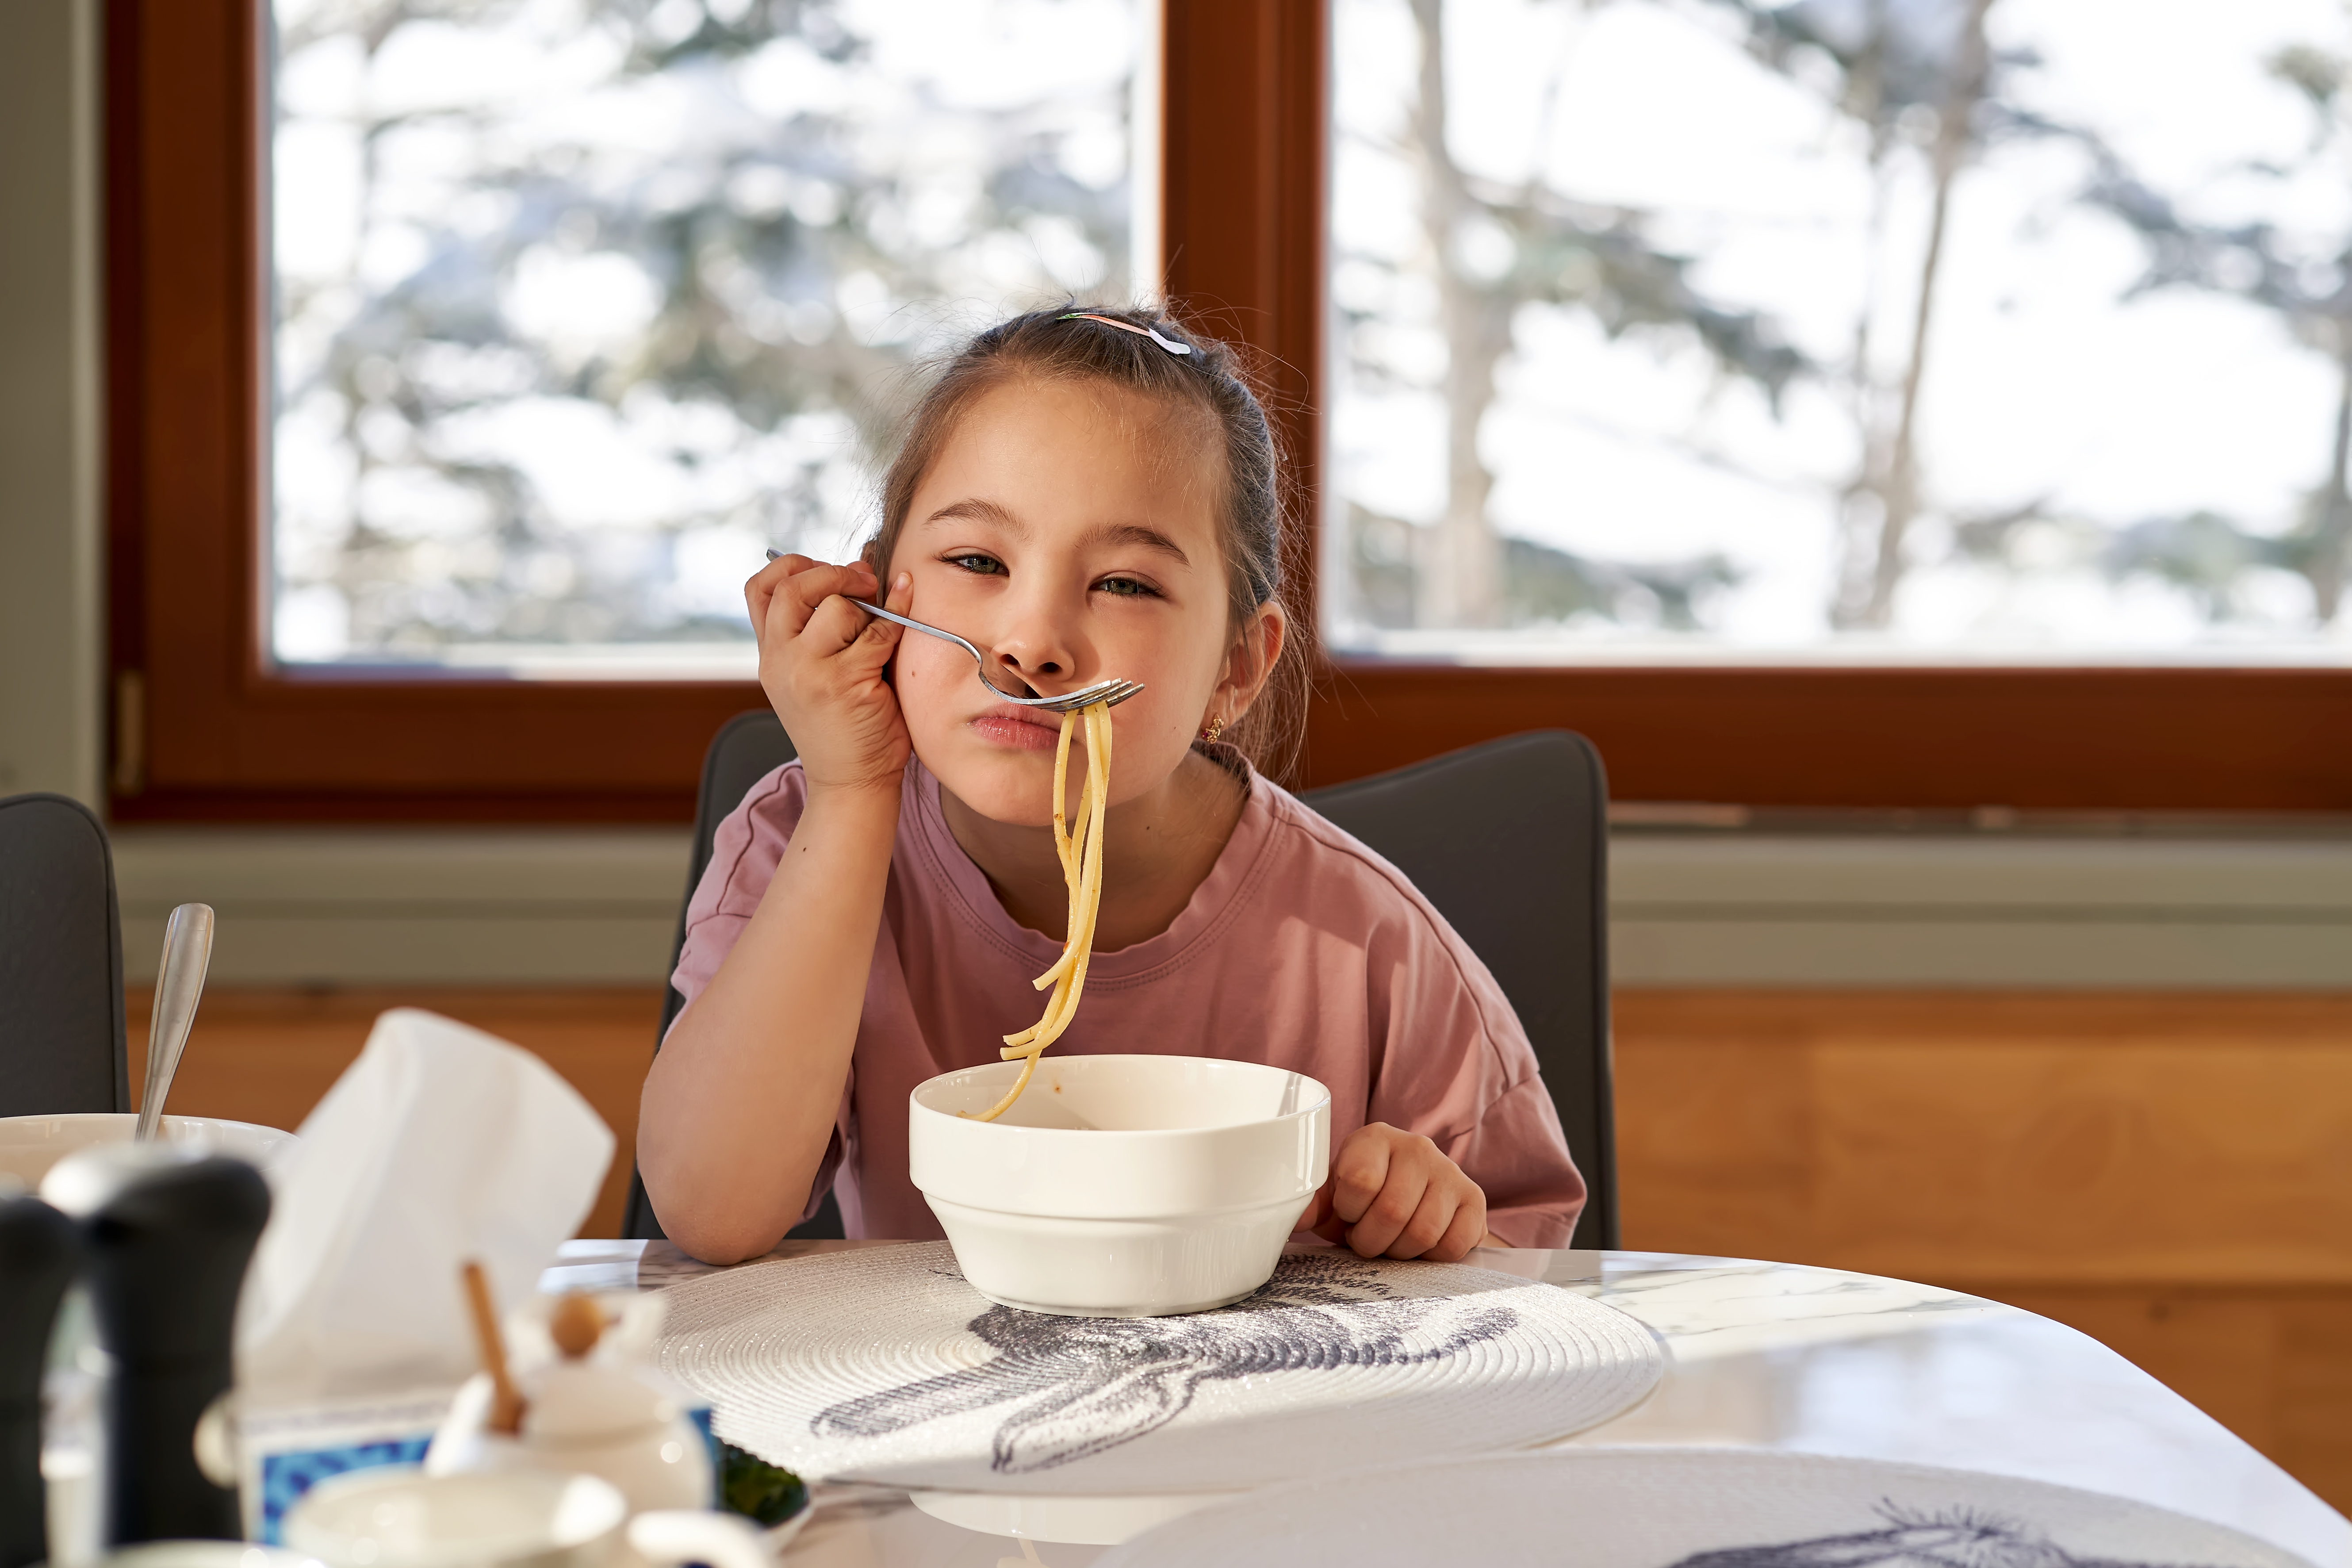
[909,1054,1330,1318]
[0,1112,298,1193]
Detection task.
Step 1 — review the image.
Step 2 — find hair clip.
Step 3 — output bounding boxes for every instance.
[1058,311,1193,356]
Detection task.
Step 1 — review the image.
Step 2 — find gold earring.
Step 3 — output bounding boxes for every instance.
[1199,715,1225,745]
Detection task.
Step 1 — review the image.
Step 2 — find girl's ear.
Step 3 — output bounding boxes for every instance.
[1215,599,1288,724]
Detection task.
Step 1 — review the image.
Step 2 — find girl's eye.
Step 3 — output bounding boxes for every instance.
[1094,575,1159,598]
[946,553,1006,576]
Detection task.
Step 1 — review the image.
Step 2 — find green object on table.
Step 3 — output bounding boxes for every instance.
[719,1440,809,1527]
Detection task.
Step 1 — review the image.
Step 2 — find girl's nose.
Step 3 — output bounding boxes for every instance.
[992,640,1069,694]
[988,591,1084,693]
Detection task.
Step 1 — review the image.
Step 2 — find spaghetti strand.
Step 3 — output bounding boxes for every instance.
[971,698,1111,1122]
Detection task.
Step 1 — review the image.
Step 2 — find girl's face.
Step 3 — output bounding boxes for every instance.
[885,375,1265,825]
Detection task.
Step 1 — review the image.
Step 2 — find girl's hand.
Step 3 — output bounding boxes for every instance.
[747,555,914,795]
[1302,1123,1496,1263]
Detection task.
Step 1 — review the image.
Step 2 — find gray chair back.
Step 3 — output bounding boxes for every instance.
[0,794,130,1116]
[625,718,1617,1250]
[1302,732,1617,1249]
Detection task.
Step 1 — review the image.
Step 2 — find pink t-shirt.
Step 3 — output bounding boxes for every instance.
[668,754,1587,1247]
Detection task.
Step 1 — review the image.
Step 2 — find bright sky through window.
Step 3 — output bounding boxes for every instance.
[269,0,1140,677]
[1329,0,2352,662]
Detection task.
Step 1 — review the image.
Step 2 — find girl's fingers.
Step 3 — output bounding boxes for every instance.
[801,564,895,656]
[1383,1185,1463,1261]
[1328,1129,1393,1227]
[855,571,912,654]
[764,559,877,643]
[801,589,873,654]
[1304,1180,1355,1245]
[1425,1195,1489,1264]
[745,551,817,622]
[811,568,908,669]
[783,559,873,620]
[1345,1161,1430,1259]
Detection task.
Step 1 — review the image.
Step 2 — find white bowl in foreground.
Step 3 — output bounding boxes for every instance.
[0,1112,299,1193]
[909,1054,1330,1319]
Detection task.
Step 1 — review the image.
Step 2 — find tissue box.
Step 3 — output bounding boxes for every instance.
[237,1387,457,1544]
[231,1009,619,1541]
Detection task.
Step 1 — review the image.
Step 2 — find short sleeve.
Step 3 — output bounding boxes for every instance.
[1436,1075,1586,1248]
[668,762,808,1016]
[661,761,843,1225]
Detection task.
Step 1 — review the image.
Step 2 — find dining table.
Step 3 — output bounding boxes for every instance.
[545,1238,2352,1568]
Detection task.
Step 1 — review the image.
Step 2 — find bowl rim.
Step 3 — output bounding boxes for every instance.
[0,1111,298,1139]
[910,1053,1330,1140]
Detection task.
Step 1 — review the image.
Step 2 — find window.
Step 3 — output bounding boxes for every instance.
[1329,0,2352,662]
[269,0,1148,678]
[107,1,2352,814]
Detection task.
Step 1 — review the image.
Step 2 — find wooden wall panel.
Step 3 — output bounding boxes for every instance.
[1613,991,2352,1285]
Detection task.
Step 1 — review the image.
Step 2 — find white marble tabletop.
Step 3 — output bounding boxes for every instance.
[547,1239,2352,1567]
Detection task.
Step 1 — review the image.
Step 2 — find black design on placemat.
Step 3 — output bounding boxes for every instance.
[811,1253,1519,1474]
[1669,1503,2214,1568]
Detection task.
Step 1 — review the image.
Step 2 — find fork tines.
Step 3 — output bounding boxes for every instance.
[1039,679,1142,713]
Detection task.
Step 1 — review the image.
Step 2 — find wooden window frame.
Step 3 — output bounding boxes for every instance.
[107,0,2352,821]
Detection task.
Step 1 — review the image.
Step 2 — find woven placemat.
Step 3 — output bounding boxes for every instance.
[656,1242,1662,1494]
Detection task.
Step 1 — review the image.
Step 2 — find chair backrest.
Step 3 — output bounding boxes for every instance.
[627,717,1617,1250]
[1302,732,1617,1249]
[0,793,130,1116]
[658,710,800,1045]
[626,712,799,1241]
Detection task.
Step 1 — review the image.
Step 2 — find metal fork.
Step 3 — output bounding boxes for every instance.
[766,550,1143,712]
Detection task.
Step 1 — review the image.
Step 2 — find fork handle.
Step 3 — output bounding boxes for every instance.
[849,597,979,657]
[759,549,977,657]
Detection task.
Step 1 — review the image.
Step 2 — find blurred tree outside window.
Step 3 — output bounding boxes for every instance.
[270,0,1142,677]
[1330,0,2352,660]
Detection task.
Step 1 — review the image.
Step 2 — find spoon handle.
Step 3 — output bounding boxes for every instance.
[135,903,215,1142]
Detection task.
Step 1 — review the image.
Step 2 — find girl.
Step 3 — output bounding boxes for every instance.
[638,306,1586,1266]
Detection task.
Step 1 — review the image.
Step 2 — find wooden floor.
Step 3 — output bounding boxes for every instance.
[128,986,2352,1514]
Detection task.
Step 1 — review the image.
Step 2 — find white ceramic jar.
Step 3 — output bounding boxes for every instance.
[425,1365,713,1514]
[908,1054,1331,1318]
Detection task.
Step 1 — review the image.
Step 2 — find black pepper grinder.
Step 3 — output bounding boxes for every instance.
[0,1194,78,1568]
[64,1153,271,1545]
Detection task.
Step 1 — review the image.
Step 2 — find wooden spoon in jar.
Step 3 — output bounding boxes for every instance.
[460,1259,525,1435]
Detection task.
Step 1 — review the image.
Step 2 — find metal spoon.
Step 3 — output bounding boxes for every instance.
[134,903,215,1142]
[764,549,1143,713]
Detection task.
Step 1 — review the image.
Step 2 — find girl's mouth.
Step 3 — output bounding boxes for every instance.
[968,705,1068,753]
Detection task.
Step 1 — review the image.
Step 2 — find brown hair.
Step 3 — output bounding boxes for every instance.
[865,305,1304,777]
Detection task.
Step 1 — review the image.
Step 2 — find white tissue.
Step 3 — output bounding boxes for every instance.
[236,1008,616,1403]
